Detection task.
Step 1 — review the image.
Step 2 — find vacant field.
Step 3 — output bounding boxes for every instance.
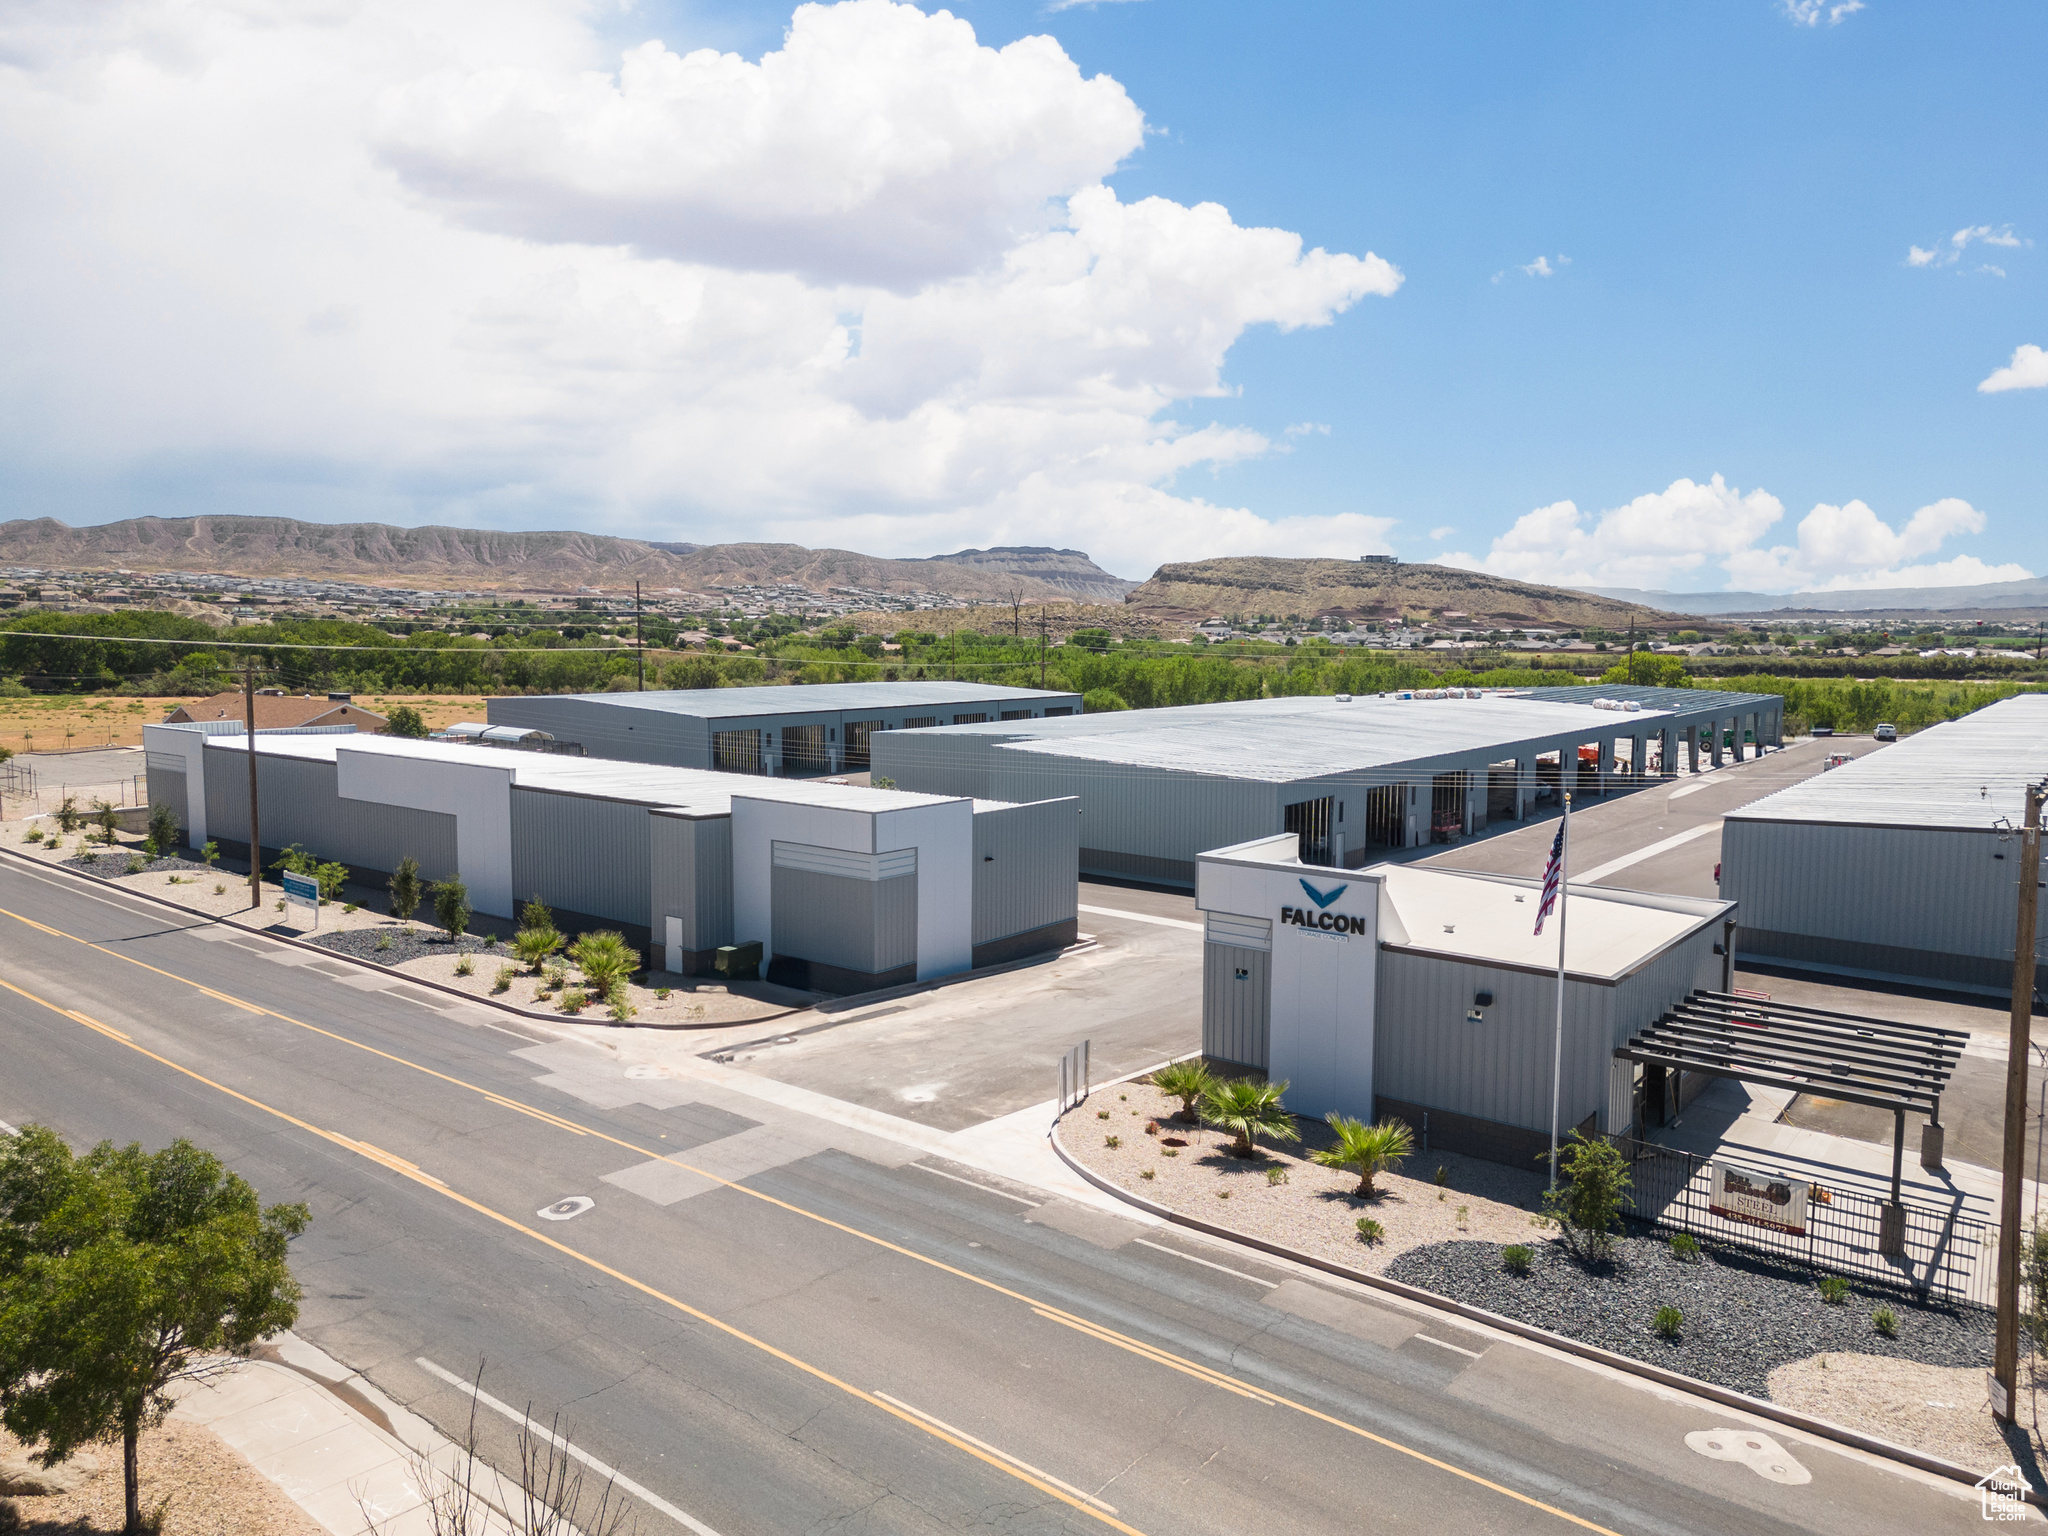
[0,693,489,754]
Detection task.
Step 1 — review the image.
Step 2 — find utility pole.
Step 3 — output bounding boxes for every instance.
[242,662,262,911]
[1626,614,1637,686]
[1039,607,1048,688]
[1994,780,2046,1423]
[635,580,645,691]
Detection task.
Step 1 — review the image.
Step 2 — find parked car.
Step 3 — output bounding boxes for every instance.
[1874,722,1897,741]
[1811,725,1834,737]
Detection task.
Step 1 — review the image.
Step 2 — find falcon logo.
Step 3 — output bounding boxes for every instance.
[1299,879,1348,909]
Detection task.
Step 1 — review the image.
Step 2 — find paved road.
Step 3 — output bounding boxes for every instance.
[0,858,1995,1534]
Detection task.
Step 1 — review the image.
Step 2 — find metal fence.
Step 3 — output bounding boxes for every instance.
[1616,1137,1992,1306]
[1056,1040,1090,1117]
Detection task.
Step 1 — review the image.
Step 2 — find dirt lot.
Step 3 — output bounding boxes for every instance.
[0,1422,320,1536]
[0,693,488,755]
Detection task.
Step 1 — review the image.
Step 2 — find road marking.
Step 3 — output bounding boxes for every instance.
[418,1356,727,1534]
[0,1119,16,1137]
[1667,781,1714,800]
[1077,904,1203,932]
[1412,1334,1483,1360]
[873,1391,1118,1513]
[1577,823,1720,884]
[0,902,1631,1536]
[912,1161,1040,1204]
[538,1196,594,1221]
[1131,1238,1279,1288]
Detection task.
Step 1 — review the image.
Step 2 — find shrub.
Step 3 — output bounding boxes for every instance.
[608,991,637,1023]
[140,837,158,860]
[1502,1244,1532,1274]
[1457,1204,1469,1227]
[1097,1110,1110,1120]
[492,965,516,994]
[314,860,347,901]
[374,933,392,952]
[1200,1077,1301,1158]
[483,933,498,947]
[1541,1129,1632,1260]
[1265,1166,1289,1186]
[147,799,180,852]
[654,987,672,1001]
[1872,1306,1899,1338]
[54,795,82,834]
[1354,1217,1384,1245]
[1653,1305,1683,1340]
[22,826,42,844]
[558,987,589,1013]
[432,875,471,939]
[212,883,225,895]
[92,799,120,845]
[454,955,475,977]
[269,843,317,879]
[126,853,146,874]
[541,961,569,989]
[1817,1275,1850,1305]
[387,855,422,923]
[1151,1060,1215,1123]
[342,902,358,914]
[1105,1135,1121,1149]
[201,840,219,868]
[1669,1232,1701,1262]
[1140,1169,1156,1181]
[1082,688,1130,713]
[513,925,564,971]
[570,930,636,997]
[1434,1166,1448,1187]
[1311,1114,1414,1197]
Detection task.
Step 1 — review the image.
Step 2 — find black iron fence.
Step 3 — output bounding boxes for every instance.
[1616,1137,1992,1306]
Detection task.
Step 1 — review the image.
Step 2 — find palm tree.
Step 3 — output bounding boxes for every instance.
[1200,1078,1300,1158]
[1150,1060,1216,1124]
[1312,1115,1415,1198]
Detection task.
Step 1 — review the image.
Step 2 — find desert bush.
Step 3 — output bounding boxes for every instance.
[21,826,42,844]
[1817,1275,1850,1305]
[147,799,180,852]
[492,966,516,994]
[201,840,219,868]
[455,955,475,977]
[54,796,82,833]
[1354,1217,1384,1245]
[92,799,120,845]
[558,987,589,1013]
[570,930,636,997]
[126,853,146,874]
[1502,1244,1532,1274]
[1200,1078,1299,1158]
[1312,1115,1414,1197]
[1653,1305,1683,1339]
[1541,1129,1631,1260]
[1150,1060,1215,1123]
[1873,1306,1899,1338]
[432,876,471,939]
[1669,1232,1701,1262]
[388,855,422,923]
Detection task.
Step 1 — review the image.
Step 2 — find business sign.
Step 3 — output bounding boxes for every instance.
[1279,878,1369,935]
[1707,1163,1808,1236]
[282,870,320,926]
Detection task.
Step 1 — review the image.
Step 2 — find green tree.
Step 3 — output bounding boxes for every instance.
[1200,1078,1300,1158]
[1080,688,1129,713]
[1542,1129,1632,1260]
[0,1126,309,1535]
[1311,1115,1414,1198]
[385,704,429,739]
[1149,1060,1215,1124]
[1598,655,1692,689]
[145,801,180,854]
[432,875,472,940]
[54,797,83,835]
[388,855,422,923]
[92,800,121,847]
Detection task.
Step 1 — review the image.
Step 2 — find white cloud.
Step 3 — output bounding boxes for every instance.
[1979,344,2048,394]
[1284,422,1330,438]
[1428,525,1455,541]
[0,0,1401,578]
[1906,224,2027,272]
[1441,476,2030,593]
[1783,0,1864,25]
[1519,254,1569,278]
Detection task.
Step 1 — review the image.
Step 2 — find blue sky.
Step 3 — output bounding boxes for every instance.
[1,0,2040,589]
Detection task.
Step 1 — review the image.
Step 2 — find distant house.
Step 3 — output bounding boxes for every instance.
[164,690,389,732]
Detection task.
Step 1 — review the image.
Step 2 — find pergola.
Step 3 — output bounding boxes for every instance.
[1616,990,1967,1228]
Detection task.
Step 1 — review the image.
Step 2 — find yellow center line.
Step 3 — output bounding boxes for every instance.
[0,900,1628,1536]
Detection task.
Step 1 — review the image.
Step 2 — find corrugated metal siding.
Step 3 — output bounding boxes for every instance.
[1723,819,2037,967]
[870,729,1002,798]
[771,867,916,973]
[650,813,735,952]
[510,788,652,930]
[145,766,187,844]
[490,697,711,768]
[971,799,1080,944]
[1204,944,1271,1068]
[1372,953,1613,1134]
[206,753,457,877]
[988,753,1280,872]
[1610,930,1724,1049]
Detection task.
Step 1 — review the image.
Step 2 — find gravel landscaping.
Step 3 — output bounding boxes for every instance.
[1768,1351,2046,1480]
[1384,1232,1993,1397]
[60,849,212,878]
[309,924,499,967]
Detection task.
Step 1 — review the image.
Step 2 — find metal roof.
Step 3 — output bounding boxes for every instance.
[936,691,1762,784]
[492,681,1077,720]
[205,732,978,816]
[1726,693,2048,832]
[1516,683,1781,713]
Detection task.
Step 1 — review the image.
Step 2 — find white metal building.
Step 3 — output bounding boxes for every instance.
[485,682,1082,777]
[1197,835,1733,1165]
[143,724,1079,993]
[876,684,1783,887]
[1721,693,2048,991]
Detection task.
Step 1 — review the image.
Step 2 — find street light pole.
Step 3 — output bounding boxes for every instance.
[1994,780,2045,1423]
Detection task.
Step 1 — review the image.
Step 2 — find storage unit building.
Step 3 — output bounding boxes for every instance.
[144,724,1078,993]
[1720,693,2048,991]
[874,684,1782,887]
[485,682,1082,777]
[1196,835,1733,1166]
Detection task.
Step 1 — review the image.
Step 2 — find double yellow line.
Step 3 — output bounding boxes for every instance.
[0,897,1625,1536]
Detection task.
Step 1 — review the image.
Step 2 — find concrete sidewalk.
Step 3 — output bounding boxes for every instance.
[173,1333,519,1536]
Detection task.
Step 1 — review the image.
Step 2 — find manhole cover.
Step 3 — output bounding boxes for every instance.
[1685,1429,1809,1485]
[537,1196,594,1221]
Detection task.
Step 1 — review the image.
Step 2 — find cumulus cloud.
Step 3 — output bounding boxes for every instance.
[1979,344,2048,394]
[1493,254,1570,284]
[1429,525,1455,541]
[1783,0,1864,25]
[0,0,1400,577]
[1441,476,2029,593]
[1908,224,2026,273]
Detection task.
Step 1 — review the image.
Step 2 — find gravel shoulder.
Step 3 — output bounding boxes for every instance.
[1768,1351,2046,1482]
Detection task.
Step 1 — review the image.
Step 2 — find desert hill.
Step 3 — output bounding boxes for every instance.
[0,517,1121,605]
[1125,557,1700,629]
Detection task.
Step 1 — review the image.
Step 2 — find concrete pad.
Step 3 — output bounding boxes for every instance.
[601,1157,721,1206]
[170,1364,316,1426]
[517,1041,706,1111]
[249,1422,410,1500]
[296,1468,435,1536]
[1023,1198,1145,1250]
[1261,1278,1421,1349]
[203,1384,356,1462]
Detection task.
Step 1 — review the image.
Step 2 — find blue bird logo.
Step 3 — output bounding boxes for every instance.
[1298,879,1347,909]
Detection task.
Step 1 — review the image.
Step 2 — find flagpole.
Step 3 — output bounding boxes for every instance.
[1549,792,1572,1191]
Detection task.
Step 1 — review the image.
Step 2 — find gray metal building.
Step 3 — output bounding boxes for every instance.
[1197,835,1732,1166]
[1721,694,2048,991]
[485,682,1082,777]
[142,725,1079,993]
[874,683,1783,887]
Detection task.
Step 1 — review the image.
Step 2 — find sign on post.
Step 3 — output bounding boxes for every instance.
[281,870,320,928]
[1707,1164,1809,1236]
[1057,1040,1090,1117]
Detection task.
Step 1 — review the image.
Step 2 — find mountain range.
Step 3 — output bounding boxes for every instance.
[1585,576,2048,617]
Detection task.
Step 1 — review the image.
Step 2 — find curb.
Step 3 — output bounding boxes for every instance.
[1046,1112,2038,1506]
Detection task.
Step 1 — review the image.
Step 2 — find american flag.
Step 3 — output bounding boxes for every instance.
[1533,823,1564,935]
